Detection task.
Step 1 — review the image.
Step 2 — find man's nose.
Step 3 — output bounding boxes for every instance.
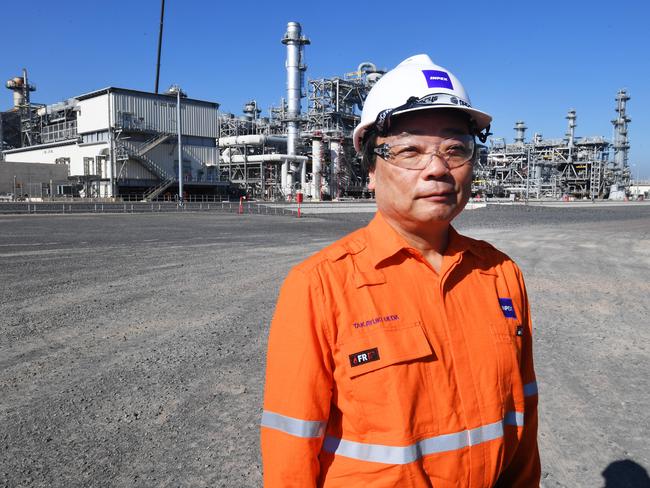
[419,152,451,179]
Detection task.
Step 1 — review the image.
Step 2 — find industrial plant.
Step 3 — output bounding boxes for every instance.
[0,22,635,202]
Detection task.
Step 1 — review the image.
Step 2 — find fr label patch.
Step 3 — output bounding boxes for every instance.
[349,348,380,367]
[499,298,517,319]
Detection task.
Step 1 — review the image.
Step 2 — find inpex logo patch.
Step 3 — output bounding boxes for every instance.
[499,298,517,319]
[349,347,380,367]
[422,70,454,89]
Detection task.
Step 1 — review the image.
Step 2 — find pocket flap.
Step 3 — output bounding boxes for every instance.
[354,270,386,288]
[341,323,434,378]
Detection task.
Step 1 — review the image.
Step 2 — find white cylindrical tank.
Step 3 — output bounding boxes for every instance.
[217,135,287,147]
[311,135,323,200]
[6,77,26,108]
[330,139,342,200]
[366,72,383,85]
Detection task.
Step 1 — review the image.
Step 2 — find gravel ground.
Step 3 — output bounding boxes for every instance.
[1,205,648,487]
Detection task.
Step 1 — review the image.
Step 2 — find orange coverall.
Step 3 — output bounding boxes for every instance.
[262,212,540,487]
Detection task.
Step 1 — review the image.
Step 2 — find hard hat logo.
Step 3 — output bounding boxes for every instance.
[422,70,454,89]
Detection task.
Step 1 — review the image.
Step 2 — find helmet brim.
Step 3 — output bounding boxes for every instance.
[391,104,492,131]
[353,104,492,152]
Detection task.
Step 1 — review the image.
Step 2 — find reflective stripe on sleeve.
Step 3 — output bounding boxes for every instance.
[523,381,538,397]
[261,410,326,439]
[322,412,523,465]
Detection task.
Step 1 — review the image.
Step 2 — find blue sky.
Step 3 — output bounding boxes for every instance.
[2,0,649,177]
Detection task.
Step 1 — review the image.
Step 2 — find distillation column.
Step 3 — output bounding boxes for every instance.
[513,121,527,146]
[281,21,310,198]
[566,109,577,162]
[612,89,631,173]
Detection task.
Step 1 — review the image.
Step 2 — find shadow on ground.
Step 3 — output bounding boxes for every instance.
[602,459,650,488]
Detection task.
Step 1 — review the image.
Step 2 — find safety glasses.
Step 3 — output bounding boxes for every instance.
[373,135,475,170]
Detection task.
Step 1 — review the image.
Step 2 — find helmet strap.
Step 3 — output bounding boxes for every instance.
[473,122,492,143]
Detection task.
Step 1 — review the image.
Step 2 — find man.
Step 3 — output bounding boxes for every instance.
[261,54,540,487]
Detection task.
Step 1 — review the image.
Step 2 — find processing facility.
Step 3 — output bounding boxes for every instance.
[0,74,222,200]
[0,21,634,201]
[475,90,632,200]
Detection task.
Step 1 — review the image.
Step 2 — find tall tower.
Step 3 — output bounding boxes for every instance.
[281,21,310,197]
[565,109,577,161]
[5,68,37,147]
[611,89,631,171]
[513,121,527,146]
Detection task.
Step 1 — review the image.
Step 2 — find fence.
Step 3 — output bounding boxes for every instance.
[0,202,300,217]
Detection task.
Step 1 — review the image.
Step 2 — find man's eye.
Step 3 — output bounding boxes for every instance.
[445,144,468,155]
[393,147,419,158]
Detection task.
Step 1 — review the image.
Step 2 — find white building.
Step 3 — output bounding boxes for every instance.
[2,87,220,199]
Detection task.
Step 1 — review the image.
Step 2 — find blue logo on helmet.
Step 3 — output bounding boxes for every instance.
[422,70,453,89]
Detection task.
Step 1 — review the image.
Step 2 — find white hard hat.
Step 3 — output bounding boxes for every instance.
[353,54,492,151]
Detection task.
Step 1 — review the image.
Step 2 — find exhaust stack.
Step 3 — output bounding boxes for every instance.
[281,21,310,198]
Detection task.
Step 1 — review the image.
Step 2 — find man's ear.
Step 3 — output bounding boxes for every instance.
[368,169,376,191]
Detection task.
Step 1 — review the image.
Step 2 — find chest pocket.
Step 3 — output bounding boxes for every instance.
[338,323,440,437]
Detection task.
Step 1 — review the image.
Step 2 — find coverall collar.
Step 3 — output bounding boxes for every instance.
[366,211,482,269]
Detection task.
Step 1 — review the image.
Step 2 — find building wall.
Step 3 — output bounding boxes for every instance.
[111,92,218,137]
[5,140,216,182]
[3,142,107,177]
[146,142,218,171]
[2,89,219,194]
[0,161,69,195]
[118,140,217,179]
[77,94,110,133]
[115,158,157,181]
[4,142,111,177]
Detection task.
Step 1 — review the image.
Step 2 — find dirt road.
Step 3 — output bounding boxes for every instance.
[1,206,648,487]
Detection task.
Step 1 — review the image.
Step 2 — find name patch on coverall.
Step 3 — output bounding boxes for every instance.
[349,348,380,367]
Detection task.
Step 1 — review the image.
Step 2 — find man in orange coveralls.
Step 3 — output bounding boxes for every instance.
[261,54,540,487]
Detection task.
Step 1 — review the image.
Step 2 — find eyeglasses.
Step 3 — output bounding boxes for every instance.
[372,135,475,170]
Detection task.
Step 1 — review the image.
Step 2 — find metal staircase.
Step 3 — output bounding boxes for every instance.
[115,139,173,181]
[141,177,176,201]
[135,132,173,157]
[114,136,179,201]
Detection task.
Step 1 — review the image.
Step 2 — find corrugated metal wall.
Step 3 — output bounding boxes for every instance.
[116,159,157,180]
[111,91,218,137]
[183,145,218,166]
[121,142,218,179]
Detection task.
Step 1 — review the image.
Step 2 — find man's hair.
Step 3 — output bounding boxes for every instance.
[360,126,379,173]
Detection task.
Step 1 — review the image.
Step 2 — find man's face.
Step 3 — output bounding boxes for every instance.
[368,109,474,233]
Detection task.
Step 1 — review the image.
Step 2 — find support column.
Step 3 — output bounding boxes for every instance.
[311,135,322,200]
